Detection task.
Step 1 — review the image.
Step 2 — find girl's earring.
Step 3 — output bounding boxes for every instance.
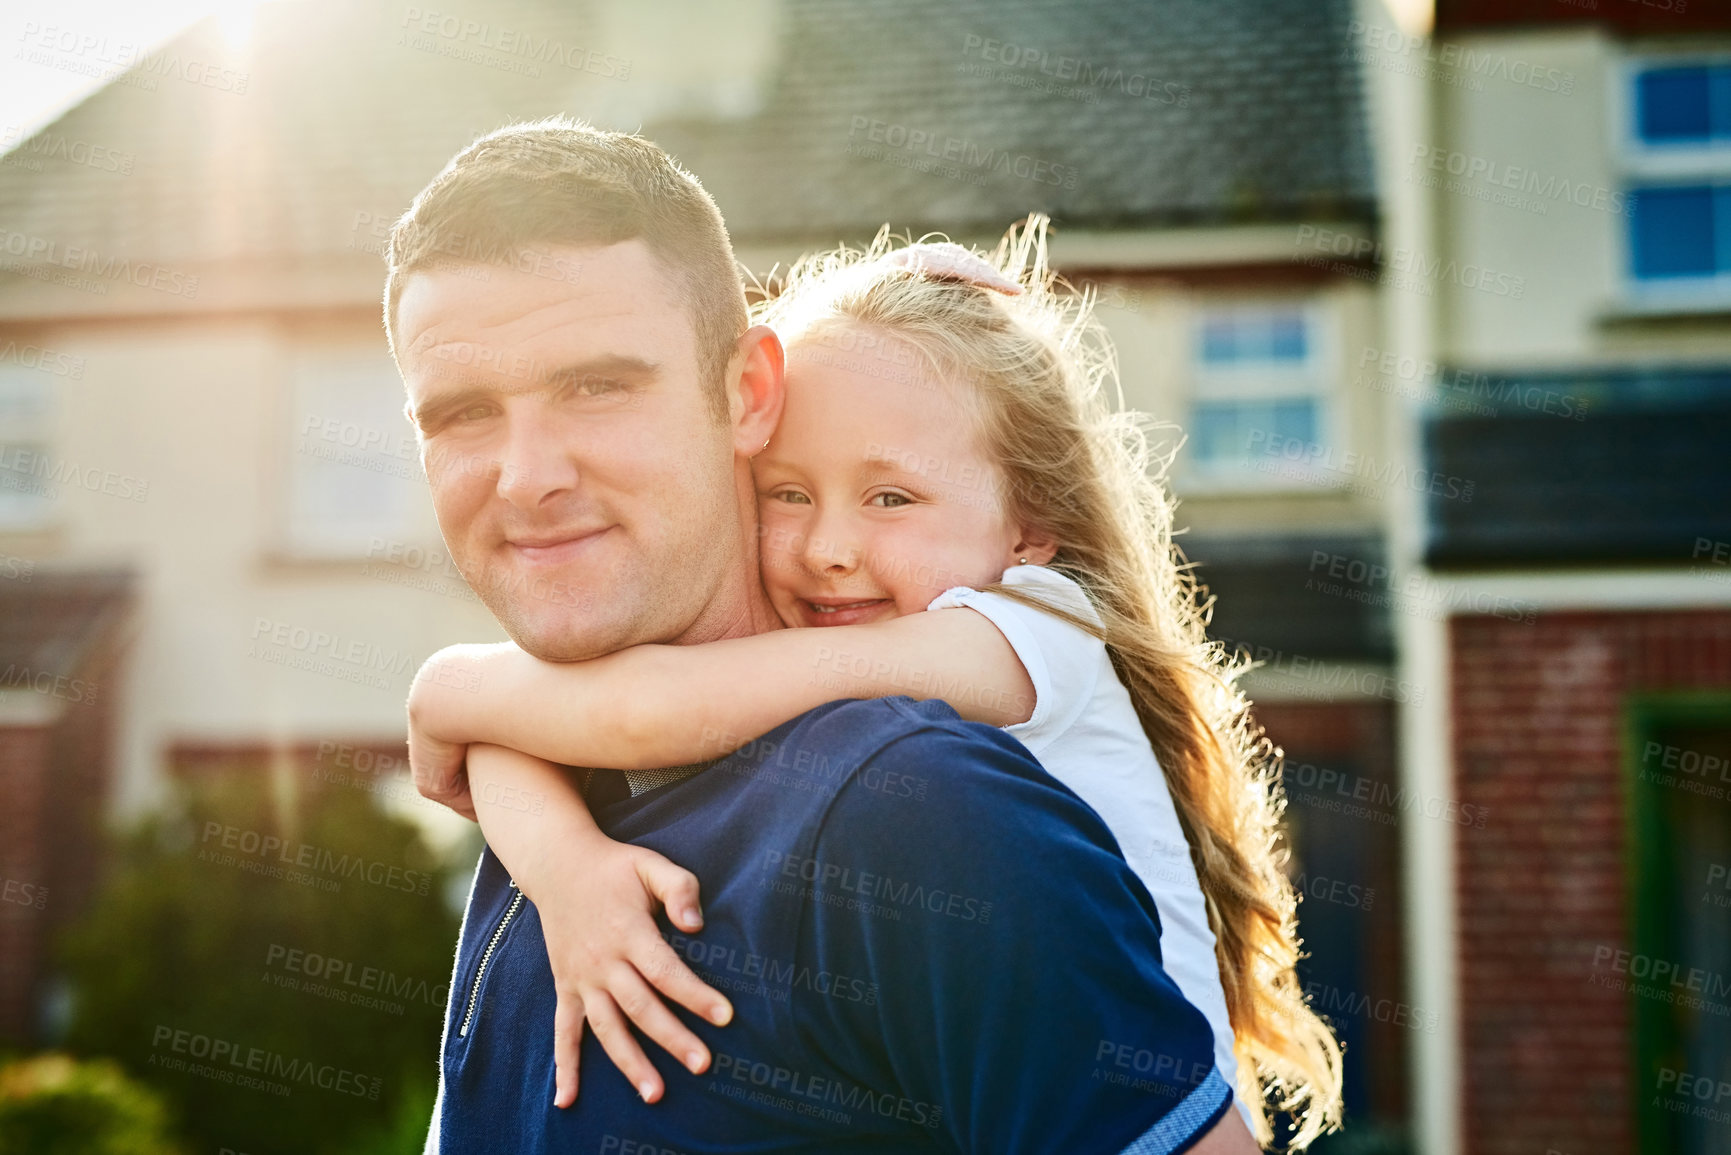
[1019,557,1029,565]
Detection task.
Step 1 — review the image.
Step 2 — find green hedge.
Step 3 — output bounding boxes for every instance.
[56,770,467,1155]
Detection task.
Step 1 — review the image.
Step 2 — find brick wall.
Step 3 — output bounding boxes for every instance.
[0,724,53,1042]
[0,633,127,1045]
[1453,609,1731,1155]
[1256,699,1409,1130]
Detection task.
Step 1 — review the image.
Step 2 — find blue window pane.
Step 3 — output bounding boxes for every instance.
[1200,318,1237,363]
[1199,310,1309,364]
[1272,399,1317,445]
[1715,67,1731,140]
[1639,67,1712,143]
[1718,188,1731,276]
[1191,400,1318,471]
[1269,314,1308,361]
[1630,186,1716,279]
[1237,324,1272,362]
[1191,403,1240,463]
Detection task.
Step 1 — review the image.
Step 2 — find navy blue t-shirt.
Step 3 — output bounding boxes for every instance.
[432,698,1231,1154]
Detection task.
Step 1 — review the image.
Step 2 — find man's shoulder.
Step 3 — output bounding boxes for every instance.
[698,696,1031,792]
[624,697,1115,871]
[775,697,1091,812]
[795,699,1125,878]
[791,695,1035,765]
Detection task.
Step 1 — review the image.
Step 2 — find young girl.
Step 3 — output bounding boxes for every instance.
[408,218,1343,1147]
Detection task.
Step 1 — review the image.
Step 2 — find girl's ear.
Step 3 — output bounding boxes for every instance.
[1010,528,1059,567]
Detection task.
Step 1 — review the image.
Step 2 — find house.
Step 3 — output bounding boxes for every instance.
[1389,2,1731,1153]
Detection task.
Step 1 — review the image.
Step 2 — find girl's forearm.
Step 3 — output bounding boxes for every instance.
[465,743,606,903]
[413,611,1034,776]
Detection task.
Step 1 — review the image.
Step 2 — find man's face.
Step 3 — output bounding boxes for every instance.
[396,241,740,660]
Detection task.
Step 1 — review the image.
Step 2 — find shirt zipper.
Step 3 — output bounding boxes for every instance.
[459,880,524,1038]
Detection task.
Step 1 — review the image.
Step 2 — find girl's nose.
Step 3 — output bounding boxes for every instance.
[801,509,863,574]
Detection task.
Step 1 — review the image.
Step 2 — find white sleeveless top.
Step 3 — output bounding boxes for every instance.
[928,565,1244,1118]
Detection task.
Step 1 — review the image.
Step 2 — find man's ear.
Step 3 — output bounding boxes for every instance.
[727,325,785,457]
[1010,527,1060,567]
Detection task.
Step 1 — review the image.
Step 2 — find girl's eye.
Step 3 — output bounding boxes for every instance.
[869,491,913,508]
[770,489,812,505]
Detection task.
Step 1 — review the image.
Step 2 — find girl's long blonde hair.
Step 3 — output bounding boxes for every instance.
[753,216,1344,1148]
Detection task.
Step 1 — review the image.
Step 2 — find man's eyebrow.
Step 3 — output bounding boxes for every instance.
[543,355,661,388]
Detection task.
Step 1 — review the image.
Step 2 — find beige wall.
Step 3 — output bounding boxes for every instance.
[1435,27,1731,368]
[0,313,504,817]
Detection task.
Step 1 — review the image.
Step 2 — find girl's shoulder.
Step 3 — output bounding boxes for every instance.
[996,564,1099,625]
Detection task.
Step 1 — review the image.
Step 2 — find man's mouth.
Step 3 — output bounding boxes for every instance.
[506,526,612,566]
[797,597,894,627]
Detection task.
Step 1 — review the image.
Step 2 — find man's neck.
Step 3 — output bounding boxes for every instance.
[666,465,782,647]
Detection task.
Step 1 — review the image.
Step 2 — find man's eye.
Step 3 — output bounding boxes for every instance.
[459,404,493,421]
[576,376,621,395]
[870,491,913,508]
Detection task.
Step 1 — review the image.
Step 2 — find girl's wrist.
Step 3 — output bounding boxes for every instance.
[511,825,616,904]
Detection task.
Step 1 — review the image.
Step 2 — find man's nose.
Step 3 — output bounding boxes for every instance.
[493,407,579,510]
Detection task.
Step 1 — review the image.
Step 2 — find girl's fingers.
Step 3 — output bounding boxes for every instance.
[636,854,705,933]
[635,936,733,1027]
[584,991,664,1103]
[552,992,585,1109]
[609,965,714,1077]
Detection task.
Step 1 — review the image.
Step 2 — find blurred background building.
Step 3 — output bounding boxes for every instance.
[0,0,1728,1151]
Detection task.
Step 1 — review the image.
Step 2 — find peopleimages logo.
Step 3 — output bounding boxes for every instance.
[198,821,433,896]
[709,1052,943,1129]
[150,1025,380,1099]
[264,943,449,1012]
[846,117,1079,189]
[764,850,992,924]
[0,124,135,175]
[0,229,198,298]
[1294,224,1525,299]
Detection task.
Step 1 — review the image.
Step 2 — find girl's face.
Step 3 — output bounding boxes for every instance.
[753,323,1044,629]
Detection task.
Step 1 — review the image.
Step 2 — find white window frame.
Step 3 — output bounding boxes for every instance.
[1178,296,1339,496]
[0,369,59,532]
[1614,52,1731,313]
[274,345,441,561]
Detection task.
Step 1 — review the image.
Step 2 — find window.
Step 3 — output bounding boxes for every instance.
[0,371,56,531]
[279,348,439,559]
[1626,695,1731,1155]
[1183,302,1329,489]
[1623,58,1731,304]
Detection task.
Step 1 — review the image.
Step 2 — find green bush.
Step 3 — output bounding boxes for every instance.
[57,770,466,1155]
[0,1053,182,1155]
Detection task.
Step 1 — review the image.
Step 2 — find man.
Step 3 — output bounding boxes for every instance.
[387,117,1257,1153]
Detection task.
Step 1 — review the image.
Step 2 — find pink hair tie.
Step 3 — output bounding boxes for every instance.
[879,241,1024,296]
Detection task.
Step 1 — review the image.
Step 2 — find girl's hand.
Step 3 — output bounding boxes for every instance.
[408,645,501,821]
[406,697,474,820]
[542,834,734,1108]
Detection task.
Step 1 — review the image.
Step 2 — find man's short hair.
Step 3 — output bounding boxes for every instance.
[383,117,747,415]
